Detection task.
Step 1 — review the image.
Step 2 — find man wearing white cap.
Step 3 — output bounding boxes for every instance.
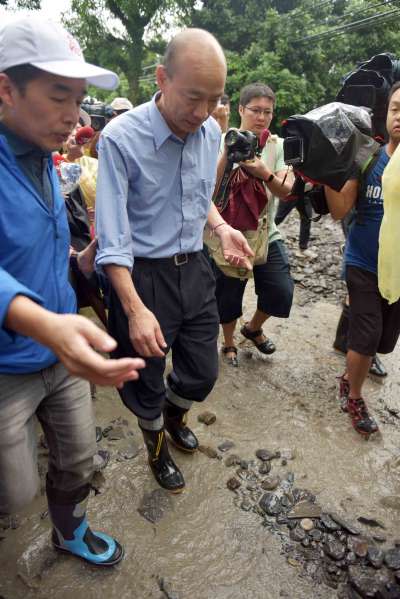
[0,15,144,566]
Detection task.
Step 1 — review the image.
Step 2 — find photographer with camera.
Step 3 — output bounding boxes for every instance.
[324,82,400,438]
[209,83,294,366]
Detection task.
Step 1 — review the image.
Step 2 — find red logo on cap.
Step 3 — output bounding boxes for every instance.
[66,33,83,57]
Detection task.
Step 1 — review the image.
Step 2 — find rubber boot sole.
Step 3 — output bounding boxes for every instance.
[52,542,125,566]
[147,459,185,494]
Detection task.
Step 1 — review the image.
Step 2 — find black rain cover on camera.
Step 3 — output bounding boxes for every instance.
[282,102,380,191]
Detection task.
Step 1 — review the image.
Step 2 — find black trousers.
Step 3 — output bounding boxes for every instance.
[108,252,219,421]
[275,199,311,248]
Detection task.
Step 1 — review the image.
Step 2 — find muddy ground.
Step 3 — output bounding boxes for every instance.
[1,213,400,599]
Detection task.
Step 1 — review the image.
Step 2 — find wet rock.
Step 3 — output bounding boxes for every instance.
[259,461,271,475]
[292,488,316,503]
[93,449,110,471]
[309,529,323,542]
[376,582,400,598]
[240,499,253,512]
[287,557,302,568]
[198,444,218,459]
[255,449,276,461]
[320,512,340,532]
[330,512,361,535]
[324,537,346,561]
[218,440,235,452]
[240,459,249,470]
[348,565,390,598]
[246,481,258,492]
[138,489,173,524]
[280,493,294,509]
[261,476,280,491]
[373,535,387,544]
[290,526,306,543]
[102,425,112,437]
[17,531,58,589]
[346,551,357,566]
[227,477,241,491]
[117,440,140,461]
[197,411,216,425]
[384,547,400,570]
[259,493,282,516]
[367,546,384,569]
[300,518,314,532]
[225,454,241,467]
[276,515,289,526]
[287,501,322,519]
[106,426,126,441]
[357,516,386,530]
[95,426,102,442]
[348,538,369,559]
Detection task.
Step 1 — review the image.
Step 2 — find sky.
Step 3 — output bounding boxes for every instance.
[0,0,71,23]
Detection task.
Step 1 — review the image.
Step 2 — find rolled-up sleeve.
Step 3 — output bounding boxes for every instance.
[0,267,43,336]
[95,133,134,270]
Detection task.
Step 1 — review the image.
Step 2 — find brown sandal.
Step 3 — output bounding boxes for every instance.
[222,346,238,367]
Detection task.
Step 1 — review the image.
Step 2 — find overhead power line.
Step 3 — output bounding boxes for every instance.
[293,7,400,43]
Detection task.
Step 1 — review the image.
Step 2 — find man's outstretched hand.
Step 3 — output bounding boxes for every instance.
[216,224,254,270]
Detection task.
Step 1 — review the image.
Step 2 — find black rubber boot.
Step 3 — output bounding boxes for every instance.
[140,427,185,493]
[47,480,124,566]
[333,304,349,354]
[164,402,199,453]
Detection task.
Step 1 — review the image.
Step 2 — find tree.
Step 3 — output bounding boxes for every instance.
[64,0,193,104]
[0,0,40,6]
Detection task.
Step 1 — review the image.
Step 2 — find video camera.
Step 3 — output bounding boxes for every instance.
[81,97,114,132]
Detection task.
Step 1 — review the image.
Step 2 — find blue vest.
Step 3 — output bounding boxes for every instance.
[0,136,76,374]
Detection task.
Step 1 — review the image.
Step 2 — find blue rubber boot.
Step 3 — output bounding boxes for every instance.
[47,482,124,566]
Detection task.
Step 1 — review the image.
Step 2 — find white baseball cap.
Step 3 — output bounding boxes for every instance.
[0,15,119,90]
[110,97,133,111]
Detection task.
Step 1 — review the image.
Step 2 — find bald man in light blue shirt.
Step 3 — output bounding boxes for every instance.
[96,29,253,493]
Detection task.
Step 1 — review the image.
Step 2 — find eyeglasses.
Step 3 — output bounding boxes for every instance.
[245,106,273,117]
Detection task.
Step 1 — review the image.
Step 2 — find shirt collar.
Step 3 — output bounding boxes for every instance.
[149,92,206,150]
[0,121,49,158]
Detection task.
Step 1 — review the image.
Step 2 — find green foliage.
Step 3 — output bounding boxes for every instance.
[63,0,192,104]
[0,0,40,6]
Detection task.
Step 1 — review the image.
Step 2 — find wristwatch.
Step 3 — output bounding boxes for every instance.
[266,173,275,183]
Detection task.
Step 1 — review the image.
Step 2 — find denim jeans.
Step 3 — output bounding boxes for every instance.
[0,362,96,514]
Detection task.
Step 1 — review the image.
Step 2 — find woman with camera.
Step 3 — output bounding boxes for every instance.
[207,83,294,366]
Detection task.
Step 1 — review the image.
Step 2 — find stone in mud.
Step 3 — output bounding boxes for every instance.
[384,547,400,570]
[227,477,241,491]
[320,512,340,532]
[348,537,369,559]
[300,518,314,532]
[246,481,258,492]
[17,531,58,589]
[117,440,140,461]
[373,535,387,544]
[218,440,235,452]
[309,529,323,542]
[348,565,390,598]
[240,499,253,512]
[289,526,306,543]
[259,493,282,517]
[261,476,280,491]
[259,461,271,475]
[330,512,361,535]
[225,454,241,467]
[255,449,276,461]
[280,493,294,509]
[198,445,218,459]
[138,489,173,524]
[287,557,302,568]
[276,514,289,526]
[292,488,316,503]
[287,501,322,519]
[106,425,125,441]
[240,459,249,470]
[346,551,357,566]
[324,537,346,561]
[367,546,384,569]
[357,516,386,530]
[197,411,216,425]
